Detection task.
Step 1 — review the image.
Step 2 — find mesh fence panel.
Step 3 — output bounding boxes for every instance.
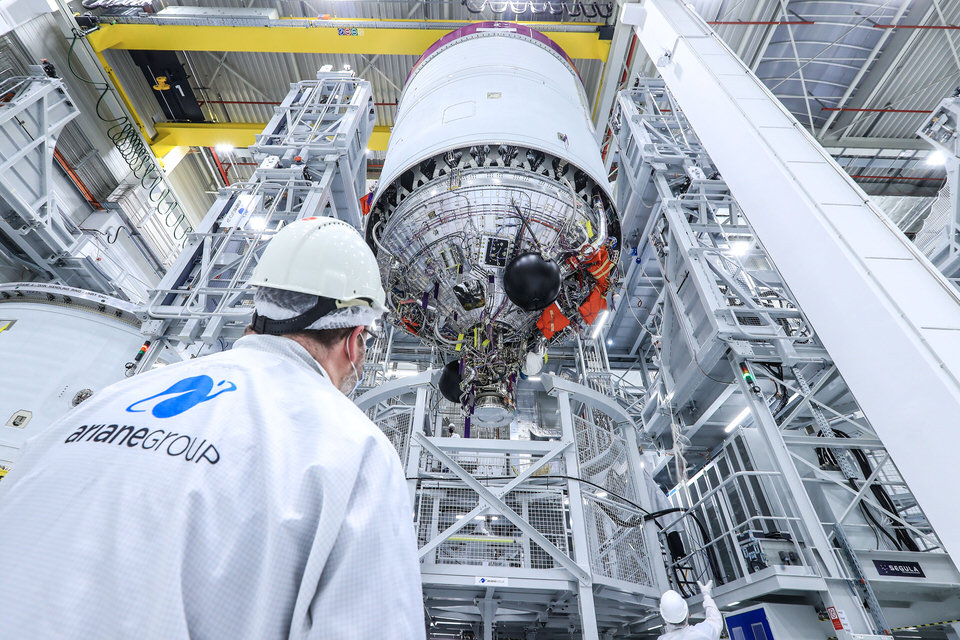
[573,411,656,587]
[367,399,414,459]
[416,482,568,569]
[584,494,654,585]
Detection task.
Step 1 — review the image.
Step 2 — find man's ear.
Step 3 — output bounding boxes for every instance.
[344,326,364,361]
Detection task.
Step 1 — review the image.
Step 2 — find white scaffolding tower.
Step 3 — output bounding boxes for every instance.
[136,72,374,364]
[612,75,960,638]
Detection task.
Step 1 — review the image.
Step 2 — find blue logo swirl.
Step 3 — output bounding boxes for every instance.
[126,375,237,419]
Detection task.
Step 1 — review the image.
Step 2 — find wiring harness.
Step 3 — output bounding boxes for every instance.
[67,29,192,244]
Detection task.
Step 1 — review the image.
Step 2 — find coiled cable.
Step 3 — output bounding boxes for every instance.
[67,29,192,244]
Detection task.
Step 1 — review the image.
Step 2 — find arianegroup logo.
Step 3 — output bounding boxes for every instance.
[126,375,237,419]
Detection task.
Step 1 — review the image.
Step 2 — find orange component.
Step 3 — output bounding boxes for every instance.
[360,192,374,215]
[536,303,570,340]
[583,246,615,290]
[578,286,608,325]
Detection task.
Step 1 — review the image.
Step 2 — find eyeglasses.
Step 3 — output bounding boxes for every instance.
[360,326,379,348]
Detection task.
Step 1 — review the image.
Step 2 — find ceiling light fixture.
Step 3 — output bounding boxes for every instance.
[926,149,947,165]
[591,310,610,340]
[724,407,751,433]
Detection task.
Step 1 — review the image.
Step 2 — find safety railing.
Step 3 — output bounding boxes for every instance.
[664,431,816,592]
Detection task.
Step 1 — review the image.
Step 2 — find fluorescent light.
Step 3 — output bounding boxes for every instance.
[606,339,613,346]
[724,407,751,433]
[596,491,608,498]
[526,375,542,381]
[214,143,234,154]
[730,241,750,256]
[590,310,610,340]
[365,148,372,156]
[247,216,267,231]
[455,514,467,519]
[726,601,740,608]
[926,149,947,165]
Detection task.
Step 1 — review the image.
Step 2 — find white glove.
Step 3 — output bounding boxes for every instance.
[697,580,713,597]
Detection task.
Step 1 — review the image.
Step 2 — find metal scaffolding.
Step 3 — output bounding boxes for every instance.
[612,78,960,637]
[137,72,374,360]
[355,371,665,640]
[0,69,116,294]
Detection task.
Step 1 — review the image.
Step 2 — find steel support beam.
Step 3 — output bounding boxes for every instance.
[821,136,932,151]
[625,0,960,570]
[87,22,610,60]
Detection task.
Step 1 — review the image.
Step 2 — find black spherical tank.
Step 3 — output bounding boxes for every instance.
[502,252,562,312]
[438,359,464,403]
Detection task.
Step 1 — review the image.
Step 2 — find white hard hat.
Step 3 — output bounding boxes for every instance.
[249,217,386,314]
[659,590,689,625]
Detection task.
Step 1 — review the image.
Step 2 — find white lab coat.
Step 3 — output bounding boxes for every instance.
[0,334,425,640]
[657,594,724,640]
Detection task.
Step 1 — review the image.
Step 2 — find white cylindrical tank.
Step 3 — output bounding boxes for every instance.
[377,22,610,195]
[368,22,621,422]
[0,283,144,471]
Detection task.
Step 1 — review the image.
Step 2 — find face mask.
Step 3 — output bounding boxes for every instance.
[349,360,366,397]
[338,335,366,397]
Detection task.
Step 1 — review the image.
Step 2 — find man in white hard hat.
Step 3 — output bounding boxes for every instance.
[657,580,723,640]
[0,218,425,639]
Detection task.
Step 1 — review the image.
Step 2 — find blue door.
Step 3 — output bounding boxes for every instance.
[725,608,775,640]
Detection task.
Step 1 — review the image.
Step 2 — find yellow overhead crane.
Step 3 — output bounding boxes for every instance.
[150,122,392,159]
[85,19,611,164]
[86,19,610,58]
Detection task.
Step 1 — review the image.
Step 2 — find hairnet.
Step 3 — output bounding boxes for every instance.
[254,286,381,331]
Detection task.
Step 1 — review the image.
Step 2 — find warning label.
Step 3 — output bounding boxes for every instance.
[827,607,844,631]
